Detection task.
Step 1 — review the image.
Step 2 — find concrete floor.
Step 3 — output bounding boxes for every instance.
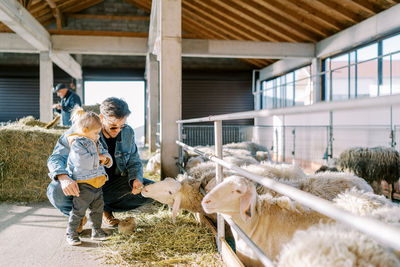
[0,202,110,267]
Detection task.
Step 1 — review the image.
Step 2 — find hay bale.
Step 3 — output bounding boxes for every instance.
[82,104,100,114]
[338,146,400,194]
[17,116,48,128]
[99,203,224,266]
[0,122,65,202]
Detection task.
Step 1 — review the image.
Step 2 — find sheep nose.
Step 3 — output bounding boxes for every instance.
[204,199,211,204]
[142,188,148,193]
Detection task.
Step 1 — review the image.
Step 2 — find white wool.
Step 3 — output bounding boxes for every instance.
[333,188,392,216]
[277,223,400,267]
[302,171,373,201]
[224,155,259,166]
[145,152,160,174]
[185,156,204,170]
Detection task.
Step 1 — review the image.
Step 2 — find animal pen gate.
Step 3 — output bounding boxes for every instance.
[176,94,400,266]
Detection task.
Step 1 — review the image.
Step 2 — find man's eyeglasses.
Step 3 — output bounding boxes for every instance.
[109,124,127,130]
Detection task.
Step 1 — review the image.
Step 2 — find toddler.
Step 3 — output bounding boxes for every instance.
[65,107,112,245]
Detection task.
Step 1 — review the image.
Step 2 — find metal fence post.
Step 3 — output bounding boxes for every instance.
[214,120,224,252]
[291,128,296,165]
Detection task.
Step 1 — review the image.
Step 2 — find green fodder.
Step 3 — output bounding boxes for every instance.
[0,123,65,202]
[99,203,224,267]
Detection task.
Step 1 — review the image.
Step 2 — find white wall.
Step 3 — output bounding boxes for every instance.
[253,104,400,171]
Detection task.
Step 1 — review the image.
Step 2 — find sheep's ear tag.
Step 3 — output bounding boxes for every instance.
[240,190,253,222]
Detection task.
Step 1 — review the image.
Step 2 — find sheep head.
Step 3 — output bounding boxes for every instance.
[141,177,183,224]
[202,175,257,222]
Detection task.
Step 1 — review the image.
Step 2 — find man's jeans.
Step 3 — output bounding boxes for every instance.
[47,177,154,216]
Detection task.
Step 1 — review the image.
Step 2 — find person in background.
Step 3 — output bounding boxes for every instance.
[53,83,82,126]
[64,107,112,246]
[47,97,153,231]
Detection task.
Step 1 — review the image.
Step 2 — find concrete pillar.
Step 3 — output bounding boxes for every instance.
[146,53,159,153]
[312,57,321,104]
[39,51,53,123]
[159,0,181,178]
[74,54,83,101]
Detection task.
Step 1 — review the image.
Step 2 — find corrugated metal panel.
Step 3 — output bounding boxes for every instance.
[182,71,254,125]
[0,78,39,122]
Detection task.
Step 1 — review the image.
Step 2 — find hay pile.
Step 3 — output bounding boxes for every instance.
[338,146,400,194]
[99,203,224,266]
[0,119,65,202]
[82,104,101,114]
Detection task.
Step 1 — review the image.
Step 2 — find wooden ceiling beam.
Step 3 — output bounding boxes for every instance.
[182,15,227,40]
[203,0,301,42]
[350,0,387,14]
[125,0,269,68]
[314,0,364,23]
[48,29,149,37]
[67,14,150,21]
[229,0,319,42]
[183,1,262,41]
[18,0,32,9]
[182,7,237,40]
[249,0,331,39]
[29,1,49,14]
[123,0,151,12]
[45,0,64,30]
[284,0,346,31]
[63,0,105,14]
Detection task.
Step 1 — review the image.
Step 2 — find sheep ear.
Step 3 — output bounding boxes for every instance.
[172,193,182,224]
[240,187,256,222]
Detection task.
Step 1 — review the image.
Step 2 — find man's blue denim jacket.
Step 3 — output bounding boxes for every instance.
[67,136,112,182]
[48,125,143,184]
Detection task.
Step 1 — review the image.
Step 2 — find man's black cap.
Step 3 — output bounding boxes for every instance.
[53,83,68,93]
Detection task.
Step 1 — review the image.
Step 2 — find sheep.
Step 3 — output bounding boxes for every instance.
[276,222,400,267]
[185,155,204,170]
[201,175,329,266]
[314,165,339,173]
[255,151,269,162]
[145,151,160,174]
[141,174,204,224]
[224,141,269,156]
[276,189,399,266]
[242,163,372,201]
[141,174,235,241]
[302,172,373,201]
[338,146,400,198]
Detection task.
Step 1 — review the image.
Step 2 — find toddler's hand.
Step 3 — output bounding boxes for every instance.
[99,155,107,165]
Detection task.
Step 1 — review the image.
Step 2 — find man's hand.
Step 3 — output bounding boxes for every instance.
[52,103,61,110]
[57,174,80,197]
[132,179,144,195]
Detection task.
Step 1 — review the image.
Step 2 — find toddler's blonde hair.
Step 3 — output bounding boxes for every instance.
[71,106,102,133]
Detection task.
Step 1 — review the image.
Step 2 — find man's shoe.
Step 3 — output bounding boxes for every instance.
[91,228,109,241]
[66,234,82,246]
[77,216,88,234]
[103,211,120,227]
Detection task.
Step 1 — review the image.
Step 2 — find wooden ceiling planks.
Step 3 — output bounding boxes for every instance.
[203,0,301,42]
[1,0,398,69]
[247,0,330,39]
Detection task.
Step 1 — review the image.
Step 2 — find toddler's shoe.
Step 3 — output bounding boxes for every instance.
[91,228,109,241]
[66,234,82,246]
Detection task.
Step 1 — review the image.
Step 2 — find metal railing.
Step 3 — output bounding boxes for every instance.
[176,94,400,266]
[176,140,400,266]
